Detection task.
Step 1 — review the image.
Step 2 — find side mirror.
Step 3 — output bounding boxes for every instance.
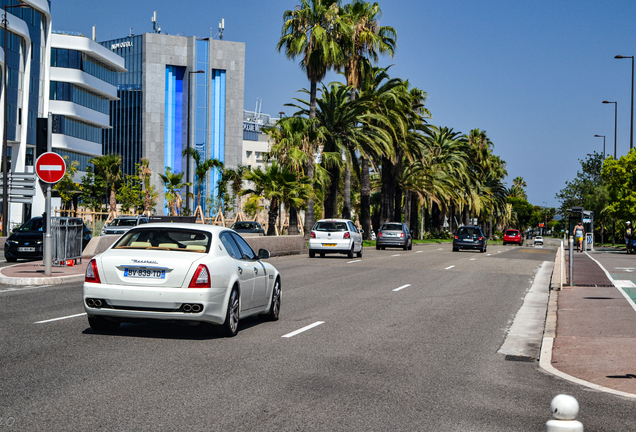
[258,248,270,260]
[359,229,364,234]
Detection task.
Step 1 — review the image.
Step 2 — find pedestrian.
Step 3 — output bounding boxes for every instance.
[574,221,585,252]
[626,221,633,254]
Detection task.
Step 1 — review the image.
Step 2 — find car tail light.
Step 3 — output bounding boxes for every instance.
[310,231,316,238]
[478,237,483,240]
[344,232,351,239]
[454,235,458,239]
[189,264,211,288]
[85,259,101,284]
[379,232,383,238]
[400,233,405,238]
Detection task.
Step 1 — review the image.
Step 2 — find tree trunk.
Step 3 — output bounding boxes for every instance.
[303,79,318,240]
[289,205,299,236]
[488,217,493,239]
[464,206,470,226]
[324,165,339,218]
[379,157,395,225]
[410,193,419,236]
[404,191,411,227]
[432,202,442,231]
[360,157,371,240]
[394,184,402,222]
[424,204,432,233]
[342,165,351,220]
[267,199,278,236]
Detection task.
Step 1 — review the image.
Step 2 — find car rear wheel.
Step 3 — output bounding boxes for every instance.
[356,245,363,258]
[348,246,354,259]
[408,242,413,251]
[88,316,120,332]
[309,250,315,258]
[222,288,240,337]
[5,257,16,262]
[481,246,486,253]
[261,278,281,321]
[453,247,459,252]
[376,244,380,250]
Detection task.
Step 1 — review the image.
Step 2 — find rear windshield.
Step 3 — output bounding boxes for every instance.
[457,227,480,236]
[113,228,211,253]
[109,219,138,227]
[381,223,403,231]
[314,221,348,232]
[505,230,519,236]
[232,222,256,230]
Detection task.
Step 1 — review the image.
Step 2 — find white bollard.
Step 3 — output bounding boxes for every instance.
[546,394,583,431]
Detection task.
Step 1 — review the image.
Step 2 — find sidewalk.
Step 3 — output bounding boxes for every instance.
[547,250,636,396]
[0,258,88,285]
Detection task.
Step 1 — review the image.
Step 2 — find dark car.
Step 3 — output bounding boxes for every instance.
[4,216,92,262]
[231,221,265,235]
[376,222,413,250]
[453,226,487,252]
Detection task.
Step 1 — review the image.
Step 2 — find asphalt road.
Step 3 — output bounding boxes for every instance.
[1,241,636,431]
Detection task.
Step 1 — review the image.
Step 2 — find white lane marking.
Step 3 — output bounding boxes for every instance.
[0,284,54,293]
[392,254,400,257]
[282,321,324,338]
[416,251,423,253]
[35,312,86,324]
[347,260,362,264]
[470,258,476,261]
[437,248,443,250]
[393,284,411,292]
[497,251,502,253]
[445,265,455,270]
[487,254,492,256]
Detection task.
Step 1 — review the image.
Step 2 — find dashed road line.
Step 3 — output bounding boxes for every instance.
[470,258,476,261]
[282,321,324,338]
[393,284,411,292]
[347,260,362,264]
[35,312,86,324]
[0,284,54,293]
[416,251,423,253]
[445,265,455,270]
[391,254,400,257]
[487,254,492,256]
[437,248,443,250]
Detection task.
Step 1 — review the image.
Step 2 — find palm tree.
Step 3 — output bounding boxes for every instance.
[223,165,249,215]
[91,154,122,218]
[158,167,190,216]
[510,176,528,200]
[138,158,152,216]
[277,0,348,237]
[182,147,223,215]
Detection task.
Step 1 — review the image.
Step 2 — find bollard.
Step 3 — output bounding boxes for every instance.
[568,236,573,286]
[546,394,583,431]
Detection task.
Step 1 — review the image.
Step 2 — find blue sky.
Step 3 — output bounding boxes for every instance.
[52,0,636,208]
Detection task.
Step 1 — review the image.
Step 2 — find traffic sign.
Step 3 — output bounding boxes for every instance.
[35,152,66,183]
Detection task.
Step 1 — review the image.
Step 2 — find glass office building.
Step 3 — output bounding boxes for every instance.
[101,33,244,215]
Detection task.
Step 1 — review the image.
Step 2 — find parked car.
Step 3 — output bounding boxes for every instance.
[101,216,149,236]
[83,224,280,337]
[230,221,265,235]
[503,229,524,246]
[308,219,363,258]
[534,235,544,245]
[453,226,487,252]
[4,216,92,262]
[376,222,412,250]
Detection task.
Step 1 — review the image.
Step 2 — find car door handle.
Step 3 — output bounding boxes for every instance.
[238,267,243,275]
[253,267,258,274]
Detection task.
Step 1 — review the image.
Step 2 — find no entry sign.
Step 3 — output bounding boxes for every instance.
[35,152,66,184]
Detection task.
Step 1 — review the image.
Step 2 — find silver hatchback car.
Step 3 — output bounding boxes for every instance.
[376,222,413,250]
[308,219,364,258]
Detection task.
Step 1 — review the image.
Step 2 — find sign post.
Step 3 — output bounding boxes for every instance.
[34,116,64,276]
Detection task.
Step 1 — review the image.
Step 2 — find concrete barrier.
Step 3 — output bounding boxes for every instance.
[82,235,120,257]
[79,233,307,258]
[244,235,307,257]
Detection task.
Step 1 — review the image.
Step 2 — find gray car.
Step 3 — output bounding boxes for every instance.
[376,222,413,250]
[101,216,149,236]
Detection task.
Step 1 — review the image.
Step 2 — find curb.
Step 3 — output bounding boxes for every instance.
[0,263,85,286]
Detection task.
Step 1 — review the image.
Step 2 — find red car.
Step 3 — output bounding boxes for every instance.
[503,229,524,246]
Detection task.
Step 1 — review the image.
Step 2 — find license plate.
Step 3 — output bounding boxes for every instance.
[464,239,473,242]
[388,233,397,237]
[322,243,337,247]
[18,247,35,252]
[124,268,166,279]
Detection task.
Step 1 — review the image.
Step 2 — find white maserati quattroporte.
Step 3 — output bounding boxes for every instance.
[83,224,281,337]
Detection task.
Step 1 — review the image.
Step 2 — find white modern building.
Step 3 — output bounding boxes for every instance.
[242,109,279,171]
[0,0,51,226]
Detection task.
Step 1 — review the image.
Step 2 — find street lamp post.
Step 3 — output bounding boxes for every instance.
[603,100,618,158]
[2,2,29,236]
[594,134,606,159]
[615,55,634,151]
[185,69,204,214]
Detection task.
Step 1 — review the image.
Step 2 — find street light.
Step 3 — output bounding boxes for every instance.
[615,55,634,150]
[185,69,204,214]
[594,134,606,159]
[2,2,29,236]
[602,100,617,158]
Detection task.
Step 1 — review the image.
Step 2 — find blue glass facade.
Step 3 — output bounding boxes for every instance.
[102,35,143,176]
[194,39,208,211]
[210,69,226,204]
[0,0,45,145]
[50,48,117,85]
[49,81,110,114]
[164,65,184,173]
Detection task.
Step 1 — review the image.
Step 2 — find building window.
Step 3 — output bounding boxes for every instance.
[52,115,102,144]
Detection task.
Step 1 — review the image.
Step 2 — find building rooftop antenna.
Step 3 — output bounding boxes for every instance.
[219,18,224,40]
[151,11,161,34]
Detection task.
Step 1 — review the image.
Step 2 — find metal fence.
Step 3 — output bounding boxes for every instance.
[51,217,84,266]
